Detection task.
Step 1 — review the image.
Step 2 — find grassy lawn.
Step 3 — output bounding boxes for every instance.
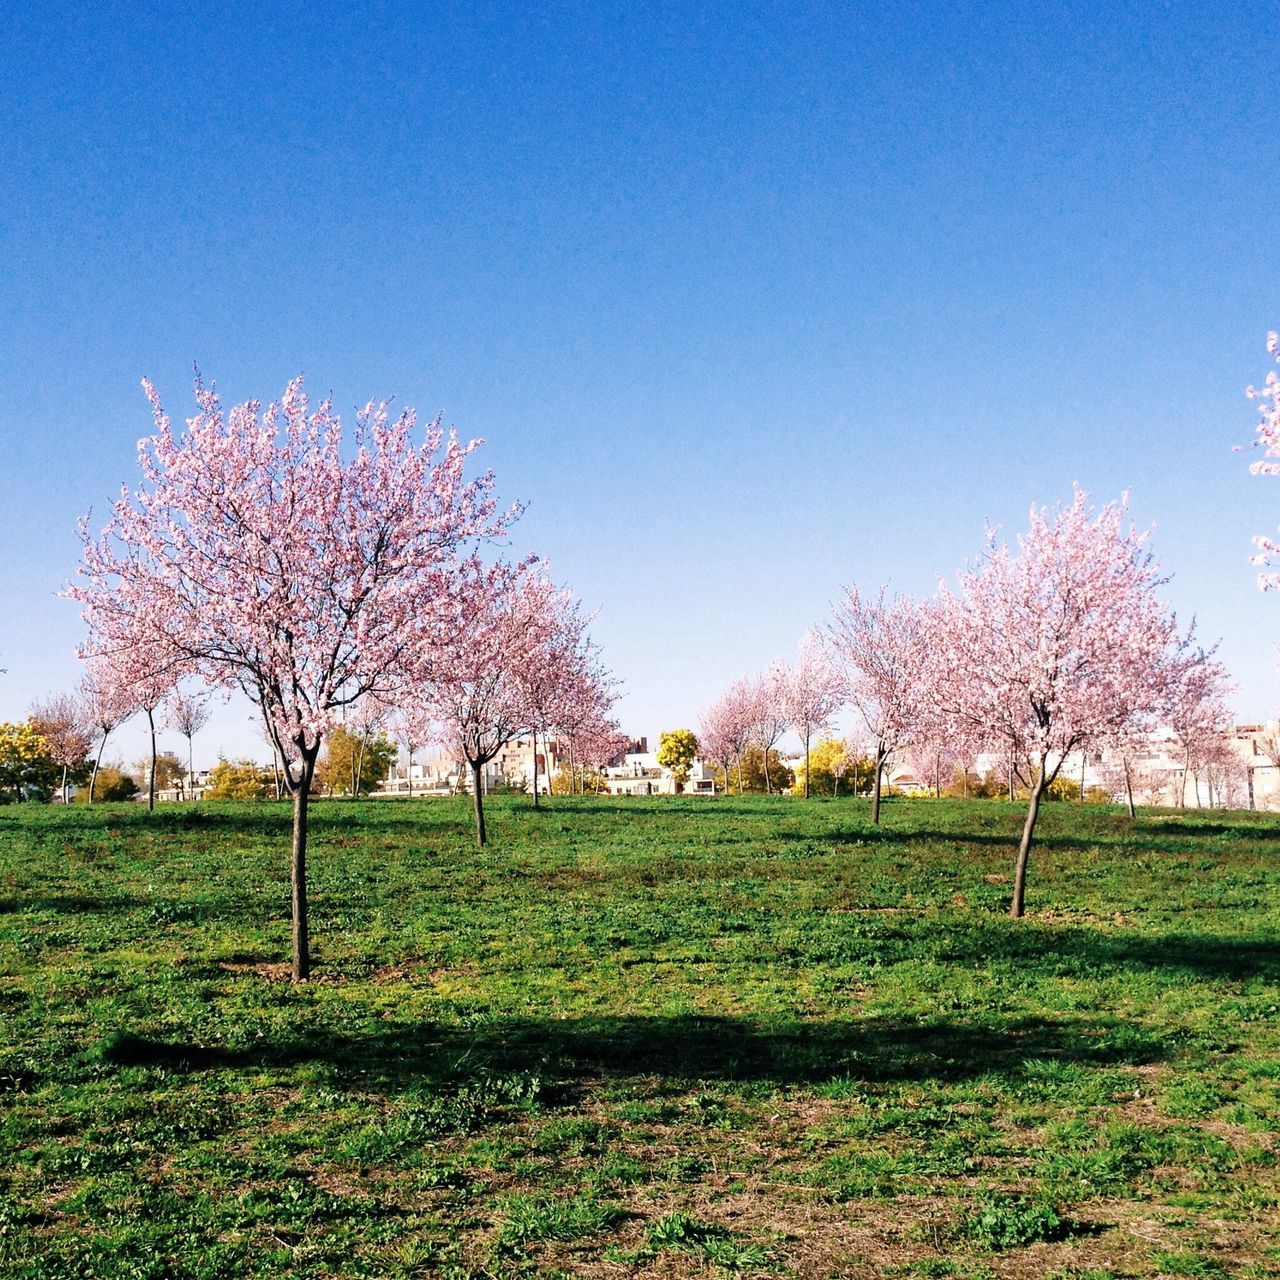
[1,795,1279,1278]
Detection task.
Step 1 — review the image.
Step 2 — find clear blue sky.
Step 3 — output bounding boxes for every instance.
[2,0,1279,765]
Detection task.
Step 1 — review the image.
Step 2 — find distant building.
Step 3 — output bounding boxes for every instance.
[603,750,717,796]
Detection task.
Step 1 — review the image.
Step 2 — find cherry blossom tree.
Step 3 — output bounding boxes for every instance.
[69,374,508,980]
[786,631,843,799]
[422,560,544,846]
[750,661,791,795]
[79,662,136,804]
[389,702,434,799]
[699,677,756,795]
[1165,648,1233,808]
[830,587,928,823]
[164,689,211,800]
[932,490,1183,917]
[1246,331,1280,585]
[511,577,607,809]
[29,692,92,804]
[559,711,628,793]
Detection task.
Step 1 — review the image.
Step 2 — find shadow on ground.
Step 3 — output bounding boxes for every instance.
[98,1010,1168,1095]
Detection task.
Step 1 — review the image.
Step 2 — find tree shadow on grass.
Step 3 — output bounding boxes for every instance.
[97,1010,1169,1097]
[813,916,1280,985]
[777,822,1280,855]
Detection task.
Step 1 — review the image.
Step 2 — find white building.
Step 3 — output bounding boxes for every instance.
[603,751,717,796]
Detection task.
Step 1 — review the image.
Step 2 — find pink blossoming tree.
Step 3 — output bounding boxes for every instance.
[79,661,137,804]
[164,688,212,800]
[424,562,546,845]
[829,587,928,823]
[785,631,843,799]
[699,676,756,795]
[29,692,92,804]
[70,375,508,980]
[933,490,1182,917]
[750,661,791,795]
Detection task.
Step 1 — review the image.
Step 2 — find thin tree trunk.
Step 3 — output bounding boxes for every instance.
[1011,768,1048,919]
[737,756,743,794]
[1080,754,1086,804]
[472,761,487,847]
[407,748,414,799]
[187,734,195,801]
[290,770,312,982]
[871,744,885,824]
[1124,760,1135,819]
[762,745,772,794]
[147,707,157,813]
[1248,766,1255,811]
[1008,755,1015,803]
[1180,752,1190,808]
[934,757,941,799]
[803,731,811,799]
[834,772,840,799]
[963,768,969,800]
[532,729,541,809]
[90,735,107,804]
[355,737,366,796]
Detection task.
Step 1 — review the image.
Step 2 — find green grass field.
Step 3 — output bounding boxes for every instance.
[2,795,1279,1278]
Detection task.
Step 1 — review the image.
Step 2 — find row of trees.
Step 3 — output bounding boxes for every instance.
[701,488,1233,918]
[66,375,621,980]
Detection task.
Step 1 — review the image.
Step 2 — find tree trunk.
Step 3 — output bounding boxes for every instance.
[290,772,312,982]
[1007,755,1015,803]
[934,757,941,799]
[472,761,487,847]
[187,734,195,801]
[1180,753,1190,808]
[531,730,541,809]
[1011,768,1048,919]
[737,756,743,794]
[355,737,366,796]
[762,746,772,794]
[60,763,68,806]
[147,707,157,813]
[1248,766,1255,811]
[407,748,414,799]
[90,736,107,804]
[1124,760,1135,819]
[963,768,969,800]
[1080,753,1086,804]
[871,744,885,824]
[834,772,840,799]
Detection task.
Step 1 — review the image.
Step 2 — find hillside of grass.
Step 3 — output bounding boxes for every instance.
[1,795,1278,1278]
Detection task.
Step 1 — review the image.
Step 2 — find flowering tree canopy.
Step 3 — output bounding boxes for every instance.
[69,374,510,979]
[785,631,842,799]
[699,676,756,795]
[933,489,1183,916]
[830,587,928,823]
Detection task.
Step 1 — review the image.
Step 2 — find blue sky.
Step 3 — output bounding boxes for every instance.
[2,0,1279,765]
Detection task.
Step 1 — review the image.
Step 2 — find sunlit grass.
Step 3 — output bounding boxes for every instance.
[1,795,1277,1276]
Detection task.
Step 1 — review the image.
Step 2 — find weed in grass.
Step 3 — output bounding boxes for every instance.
[1149,1252,1228,1277]
[643,1213,774,1271]
[957,1192,1068,1250]
[496,1194,625,1250]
